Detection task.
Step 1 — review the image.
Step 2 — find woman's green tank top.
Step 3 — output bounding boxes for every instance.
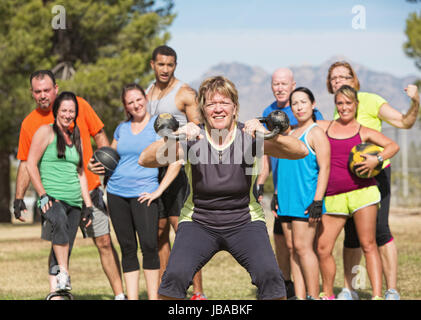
[39,133,82,208]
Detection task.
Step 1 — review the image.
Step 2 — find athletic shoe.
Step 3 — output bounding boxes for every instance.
[306,295,317,300]
[285,280,295,299]
[56,270,71,292]
[336,288,359,300]
[319,292,335,300]
[114,293,127,300]
[190,293,207,300]
[385,289,400,300]
[372,296,384,300]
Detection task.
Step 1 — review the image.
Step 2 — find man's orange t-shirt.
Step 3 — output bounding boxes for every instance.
[17,96,104,192]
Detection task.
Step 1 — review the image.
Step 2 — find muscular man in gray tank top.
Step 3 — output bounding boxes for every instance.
[146,45,206,300]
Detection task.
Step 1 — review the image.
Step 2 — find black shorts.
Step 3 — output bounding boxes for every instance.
[158,221,286,299]
[273,216,284,235]
[277,216,309,223]
[344,166,393,248]
[158,166,190,219]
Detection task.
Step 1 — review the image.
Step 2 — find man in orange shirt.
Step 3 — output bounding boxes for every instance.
[14,70,124,299]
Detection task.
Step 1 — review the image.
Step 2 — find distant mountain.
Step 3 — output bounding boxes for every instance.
[190,56,419,124]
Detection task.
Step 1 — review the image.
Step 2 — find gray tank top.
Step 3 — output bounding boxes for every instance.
[147,80,187,126]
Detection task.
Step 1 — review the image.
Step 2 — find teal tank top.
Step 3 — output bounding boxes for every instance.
[39,133,82,208]
[276,123,326,218]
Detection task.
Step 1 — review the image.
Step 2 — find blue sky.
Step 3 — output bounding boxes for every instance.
[166,0,421,82]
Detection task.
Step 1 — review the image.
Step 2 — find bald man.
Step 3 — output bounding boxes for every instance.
[256,68,324,299]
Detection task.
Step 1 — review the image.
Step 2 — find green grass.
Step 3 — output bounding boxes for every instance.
[1,205,420,300]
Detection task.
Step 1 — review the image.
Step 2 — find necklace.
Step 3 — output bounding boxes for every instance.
[149,77,176,115]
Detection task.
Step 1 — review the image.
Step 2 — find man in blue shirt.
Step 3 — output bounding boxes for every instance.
[256,68,323,299]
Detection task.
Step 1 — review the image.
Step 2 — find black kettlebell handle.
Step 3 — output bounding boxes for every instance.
[256,109,289,140]
[154,113,186,141]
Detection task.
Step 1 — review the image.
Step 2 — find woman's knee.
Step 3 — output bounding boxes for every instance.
[316,240,333,259]
[121,249,140,273]
[294,240,313,258]
[359,238,378,255]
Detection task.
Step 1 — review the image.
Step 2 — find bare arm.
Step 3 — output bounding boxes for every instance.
[13,161,31,221]
[178,86,202,124]
[243,118,308,160]
[138,160,182,206]
[361,127,400,162]
[264,135,308,159]
[79,165,93,208]
[93,129,110,148]
[26,126,54,198]
[256,155,270,185]
[358,126,400,177]
[308,126,330,201]
[139,121,202,168]
[378,85,420,129]
[15,161,31,199]
[139,138,184,168]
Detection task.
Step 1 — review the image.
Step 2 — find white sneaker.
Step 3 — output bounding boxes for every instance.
[56,270,71,292]
[114,293,127,300]
[336,288,359,300]
[385,289,400,300]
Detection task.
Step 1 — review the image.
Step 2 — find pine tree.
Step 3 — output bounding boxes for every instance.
[0,0,175,222]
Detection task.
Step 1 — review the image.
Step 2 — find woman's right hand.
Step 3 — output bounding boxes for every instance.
[138,190,163,207]
[176,122,203,140]
[39,194,55,214]
[88,157,105,175]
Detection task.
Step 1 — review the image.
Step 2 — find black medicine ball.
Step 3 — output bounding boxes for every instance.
[93,147,120,176]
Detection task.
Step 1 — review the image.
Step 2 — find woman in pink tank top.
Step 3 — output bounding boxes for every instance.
[316,85,400,300]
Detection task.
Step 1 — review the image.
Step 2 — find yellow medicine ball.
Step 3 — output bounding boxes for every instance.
[348,143,383,178]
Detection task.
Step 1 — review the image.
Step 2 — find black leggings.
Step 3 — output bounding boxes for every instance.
[107,192,160,272]
[344,165,393,248]
[43,201,81,275]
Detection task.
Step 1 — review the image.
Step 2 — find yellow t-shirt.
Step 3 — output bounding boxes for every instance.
[334,91,390,167]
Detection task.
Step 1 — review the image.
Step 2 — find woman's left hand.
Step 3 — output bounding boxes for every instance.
[243,119,268,138]
[138,190,163,206]
[355,154,379,177]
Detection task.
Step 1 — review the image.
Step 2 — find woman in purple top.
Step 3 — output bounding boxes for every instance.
[316,85,400,300]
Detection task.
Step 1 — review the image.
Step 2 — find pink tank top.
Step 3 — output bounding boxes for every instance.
[325,122,376,196]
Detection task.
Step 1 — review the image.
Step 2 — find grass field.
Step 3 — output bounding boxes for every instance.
[1,201,420,300]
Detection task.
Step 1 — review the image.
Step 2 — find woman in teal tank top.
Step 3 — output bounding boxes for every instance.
[276,87,330,300]
[27,92,94,295]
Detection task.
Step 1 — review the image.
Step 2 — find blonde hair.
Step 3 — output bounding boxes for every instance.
[334,85,359,118]
[197,76,239,123]
[326,61,360,94]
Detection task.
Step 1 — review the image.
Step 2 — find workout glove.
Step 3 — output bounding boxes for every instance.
[81,206,94,228]
[13,199,27,219]
[271,194,278,213]
[38,194,55,211]
[256,184,264,198]
[305,200,323,220]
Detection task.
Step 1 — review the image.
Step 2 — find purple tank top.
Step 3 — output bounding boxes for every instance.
[325,123,376,196]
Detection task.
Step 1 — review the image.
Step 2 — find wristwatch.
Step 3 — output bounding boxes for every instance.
[376,154,384,165]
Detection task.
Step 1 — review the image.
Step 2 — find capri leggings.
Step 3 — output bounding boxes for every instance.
[42,201,81,275]
[107,192,160,272]
[344,165,392,248]
[159,221,286,300]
